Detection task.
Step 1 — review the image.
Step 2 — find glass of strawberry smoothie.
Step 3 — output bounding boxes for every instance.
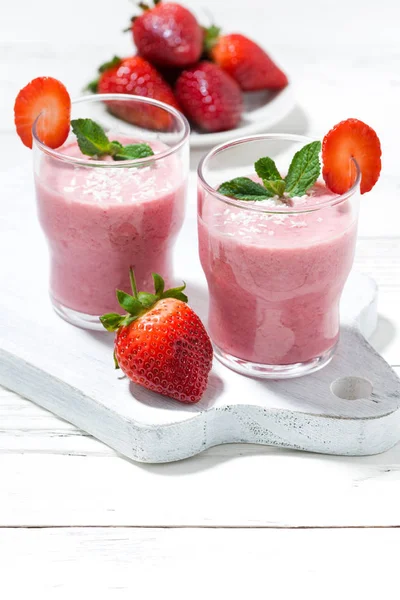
[198,134,361,378]
[32,94,189,330]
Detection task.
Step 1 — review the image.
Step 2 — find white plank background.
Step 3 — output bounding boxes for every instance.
[0,528,399,599]
[1,0,400,595]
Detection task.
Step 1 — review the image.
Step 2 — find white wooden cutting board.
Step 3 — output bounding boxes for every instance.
[1,165,400,462]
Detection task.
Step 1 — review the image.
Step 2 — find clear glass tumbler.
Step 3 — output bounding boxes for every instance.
[33,94,189,330]
[198,134,361,378]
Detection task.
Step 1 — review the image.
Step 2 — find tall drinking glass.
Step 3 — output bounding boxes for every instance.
[33,94,189,329]
[198,134,361,378]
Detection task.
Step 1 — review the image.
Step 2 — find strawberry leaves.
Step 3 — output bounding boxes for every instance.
[100,313,126,332]
[98,55,122,73]
[71,118,154,161]
[161,283,188,303]
[116,290,143,314]
[203,25,221,52]
[152,273,165,296]
[100,269,188,333]
[137,292,158,308]
[86,56,122,92]
[218,141,322,201]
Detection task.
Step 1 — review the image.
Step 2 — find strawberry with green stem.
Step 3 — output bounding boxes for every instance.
[88,55,180,131]
[128,0,203,67]
[175,61,243,133]
[205,28,288,92]
[101,269,213,404]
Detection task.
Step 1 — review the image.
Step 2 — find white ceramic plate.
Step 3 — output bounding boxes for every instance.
[190,84,295,148]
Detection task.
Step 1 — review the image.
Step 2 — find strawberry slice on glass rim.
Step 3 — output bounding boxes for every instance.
[14,77,71,149]
[322,118,382,195]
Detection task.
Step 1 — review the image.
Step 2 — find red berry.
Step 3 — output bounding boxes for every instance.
[97,56,180,131]
[100,271,213,404]
[116,299,212,403]
[132,2,202,67]
[322,119,382,195]
[210,33,288,92]
[14,77,71,149]
[175,62,243,133]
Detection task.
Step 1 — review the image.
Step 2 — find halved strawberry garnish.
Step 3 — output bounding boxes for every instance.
[14,77,71,149]
[322,118,382,195]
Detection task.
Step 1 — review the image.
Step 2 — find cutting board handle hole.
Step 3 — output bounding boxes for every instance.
[331,376,373,401]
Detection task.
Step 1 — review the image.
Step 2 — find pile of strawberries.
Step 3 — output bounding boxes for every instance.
[89,0,288,133]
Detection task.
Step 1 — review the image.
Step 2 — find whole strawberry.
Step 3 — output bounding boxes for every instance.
[175,61,243,132]
[101,270,213,404]
[130,1,202,67]
[205,29,288,92]
[88,55,180,131]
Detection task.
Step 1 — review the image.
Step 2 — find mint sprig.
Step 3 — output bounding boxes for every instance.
[70,118,154,162]
[218,141,322,202]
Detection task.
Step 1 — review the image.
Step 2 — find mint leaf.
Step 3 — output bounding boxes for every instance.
[71,119,154,162]
[263,179,286,197]
[254,157,282,182]
[218,177,273,201]
[285,141,322,197]
[109,140,123,150]
[112,143,154,161]
[255,158,286,196]
[71,119,111,157]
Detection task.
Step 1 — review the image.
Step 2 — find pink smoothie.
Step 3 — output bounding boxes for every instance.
[35,138,186,315]
[198,183,358,365]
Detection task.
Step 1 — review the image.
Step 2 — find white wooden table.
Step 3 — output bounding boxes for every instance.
[1,0,400,596]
